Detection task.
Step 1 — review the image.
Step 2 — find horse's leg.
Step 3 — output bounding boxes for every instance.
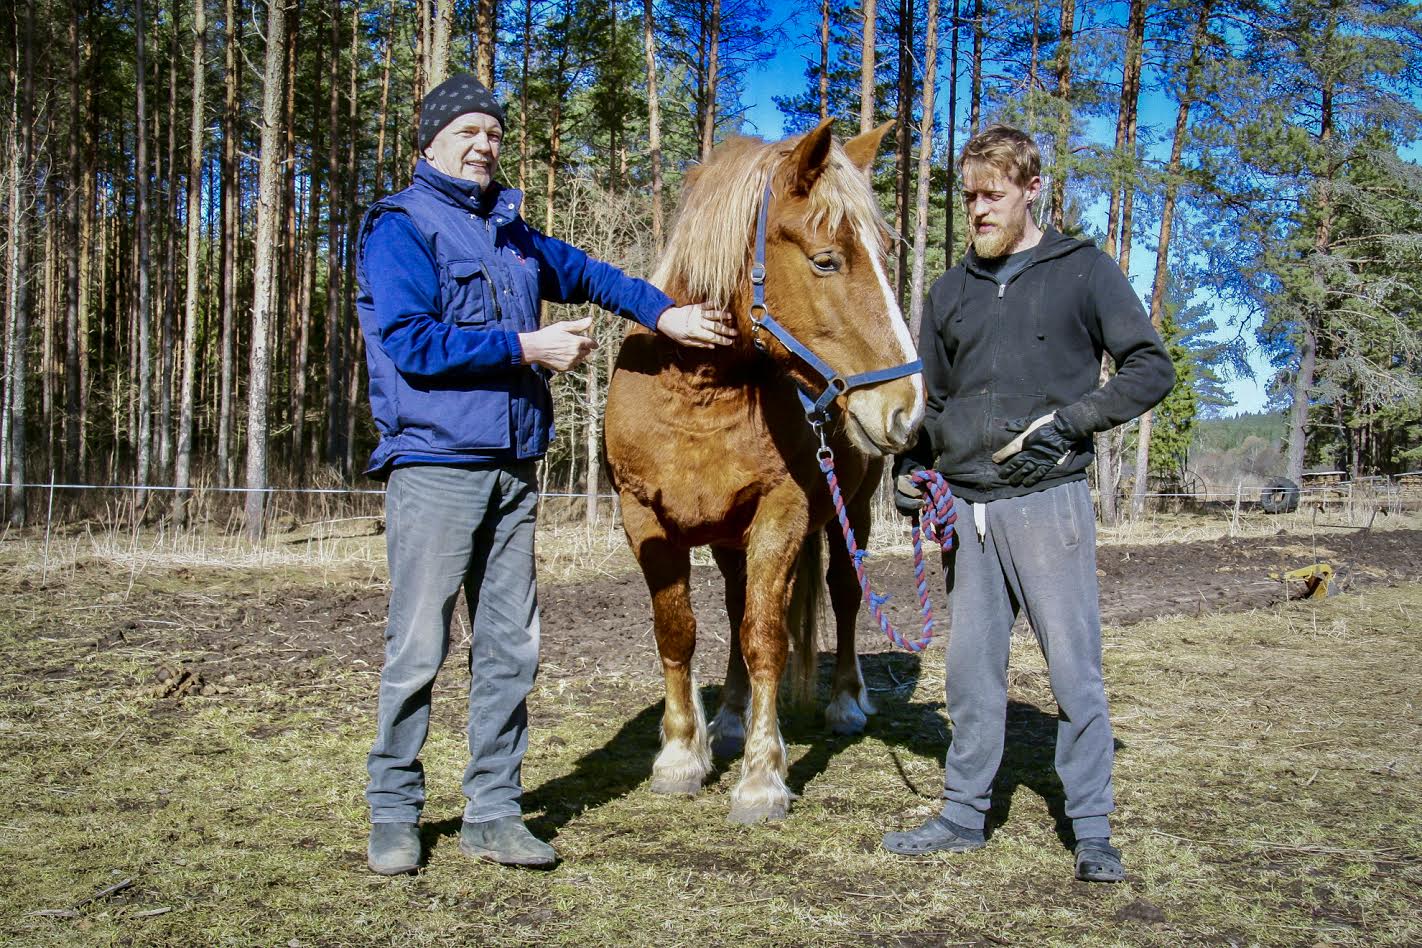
[824,469,880,734]
[709,546,748,759]
[728,493,805,824]
[622,498,710,795]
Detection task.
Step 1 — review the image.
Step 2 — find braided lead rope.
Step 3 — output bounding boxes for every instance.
[817,448,957,653]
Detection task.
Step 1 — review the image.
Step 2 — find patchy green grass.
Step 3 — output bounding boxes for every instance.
[0,545,1418,947]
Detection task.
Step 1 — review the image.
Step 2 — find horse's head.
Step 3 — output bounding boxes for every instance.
[656,122,925,457]
[758,121,924,455]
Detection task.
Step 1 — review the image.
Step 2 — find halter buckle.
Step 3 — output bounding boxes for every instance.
[813,419,833,464]
[750,263,766,285]
[750,319,768,353]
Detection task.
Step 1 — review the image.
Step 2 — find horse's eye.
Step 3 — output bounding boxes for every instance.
[811,253,840,274]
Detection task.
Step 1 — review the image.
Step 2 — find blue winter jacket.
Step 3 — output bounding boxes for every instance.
[355,159,674,477]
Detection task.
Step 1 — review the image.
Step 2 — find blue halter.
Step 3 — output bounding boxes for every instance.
[746,182,922,427]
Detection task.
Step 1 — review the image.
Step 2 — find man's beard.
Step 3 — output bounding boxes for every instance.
[971,211,1026,259]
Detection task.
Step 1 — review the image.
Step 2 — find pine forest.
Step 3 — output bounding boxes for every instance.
[1,0,1419,535]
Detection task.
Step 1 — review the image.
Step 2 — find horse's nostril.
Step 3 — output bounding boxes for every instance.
[889,408,911,444]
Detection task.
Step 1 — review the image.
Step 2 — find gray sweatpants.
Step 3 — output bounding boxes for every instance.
[365,463,541,826]
[941,478,1114,841]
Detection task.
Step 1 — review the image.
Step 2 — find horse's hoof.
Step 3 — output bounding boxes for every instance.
[857,691,878,717]
[726,799,789,824]
[825,692,868,735]
[710,730,744,758]
[649,774,704,796]
[708,712,746,758]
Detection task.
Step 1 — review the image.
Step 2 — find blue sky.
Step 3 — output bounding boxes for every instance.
[729,9,1414,417]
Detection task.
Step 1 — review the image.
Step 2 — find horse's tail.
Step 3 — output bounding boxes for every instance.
[786,532,824,710]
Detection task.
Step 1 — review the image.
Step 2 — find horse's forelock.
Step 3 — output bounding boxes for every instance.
[653,134,889,307]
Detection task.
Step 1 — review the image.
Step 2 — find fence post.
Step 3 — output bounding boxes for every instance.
[1232,481,1242,536]
[42,470,56,583]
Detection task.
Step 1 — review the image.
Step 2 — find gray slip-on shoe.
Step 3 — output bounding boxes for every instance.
[460,816,556,867]
[882,814,988,856]
[368,822,421,875]
[1074,838,1125,882]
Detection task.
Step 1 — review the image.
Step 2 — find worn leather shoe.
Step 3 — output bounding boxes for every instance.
[1074,838,1125,882]
[460,816,556,867]
[367,822,421,875]
[882,814,987,856]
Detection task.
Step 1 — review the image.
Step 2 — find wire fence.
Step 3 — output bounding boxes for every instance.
[4,470,1420,534]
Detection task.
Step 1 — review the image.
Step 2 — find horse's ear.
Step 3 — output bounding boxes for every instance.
[843,121,895,174]
[788,119,835,196]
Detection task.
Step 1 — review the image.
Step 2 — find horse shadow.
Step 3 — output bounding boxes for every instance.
[521,650,1085,850]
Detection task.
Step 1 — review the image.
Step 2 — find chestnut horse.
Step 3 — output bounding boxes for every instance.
[604,121,924,824]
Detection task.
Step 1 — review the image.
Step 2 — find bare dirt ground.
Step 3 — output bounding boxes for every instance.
[2,517,1420,945]
[51,525,1422,693]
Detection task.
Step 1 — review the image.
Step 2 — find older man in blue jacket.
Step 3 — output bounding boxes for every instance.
[358,74,733,874]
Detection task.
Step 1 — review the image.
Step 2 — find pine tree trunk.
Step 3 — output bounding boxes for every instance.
[859,0,876,134]
[1050,0,1074,231]
[0,37,11,491]
[519,0,531,192]
[340,0,359,475]
[1097,0,1144,521]
[699,0,721,161]
[296,178,318,478]
[1101,0,1144,261]
[373,0,394,198]
[909,0,939,340]
[414,0,427,137]
[64,6,82,479]
[944,0,959,263]
[244,0,288,540]
[135,0,154,502]
[159,3,182,479]
[324,4,344,467]
[1027,0,1040,123]
[5,3,33,525]
[218,0,239,487]
[475,0,496,89]
[1132,0,1211,519]
[429,0,451,87]
[969,0,982,135]
[79,40,95,473]
[608,1,621,186]
[643,0,663,248]
[281,9,299,463]
[175,0,208,525]
[545,98,561,232]
[295,21,324,481]
[1288,104,1333,483]
[818,0,830,123]
[42,201,55,476]
[584,343,601,526]
[894,0,913,301]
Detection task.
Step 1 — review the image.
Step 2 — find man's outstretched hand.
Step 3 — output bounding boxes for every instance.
[519,316,597,372]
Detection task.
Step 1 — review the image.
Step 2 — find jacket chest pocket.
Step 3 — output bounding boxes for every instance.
[441,258,498,327]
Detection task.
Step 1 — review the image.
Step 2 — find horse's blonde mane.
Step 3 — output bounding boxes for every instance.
[652,133,888,306]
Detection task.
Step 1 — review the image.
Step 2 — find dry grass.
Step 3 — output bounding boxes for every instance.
[0,530,1418,946]
[10,501,1419,593]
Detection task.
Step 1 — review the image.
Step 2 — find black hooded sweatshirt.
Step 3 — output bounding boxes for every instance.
[897,225,1176,503]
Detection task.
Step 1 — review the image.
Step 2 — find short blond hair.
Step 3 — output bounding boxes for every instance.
[959,124,1041,187]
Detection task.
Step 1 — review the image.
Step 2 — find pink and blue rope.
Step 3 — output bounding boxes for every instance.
[818,455,956,652]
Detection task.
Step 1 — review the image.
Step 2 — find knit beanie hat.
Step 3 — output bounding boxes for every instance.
[418,74,507,152]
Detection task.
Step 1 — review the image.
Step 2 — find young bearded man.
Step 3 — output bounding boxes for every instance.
[884,125,1175,882]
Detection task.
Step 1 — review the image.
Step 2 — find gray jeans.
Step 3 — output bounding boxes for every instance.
[941,479,1114,841]
[365,463,540,825]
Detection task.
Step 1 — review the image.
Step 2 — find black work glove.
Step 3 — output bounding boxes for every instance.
[996,414,1078,488]
[893,467,926,517]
